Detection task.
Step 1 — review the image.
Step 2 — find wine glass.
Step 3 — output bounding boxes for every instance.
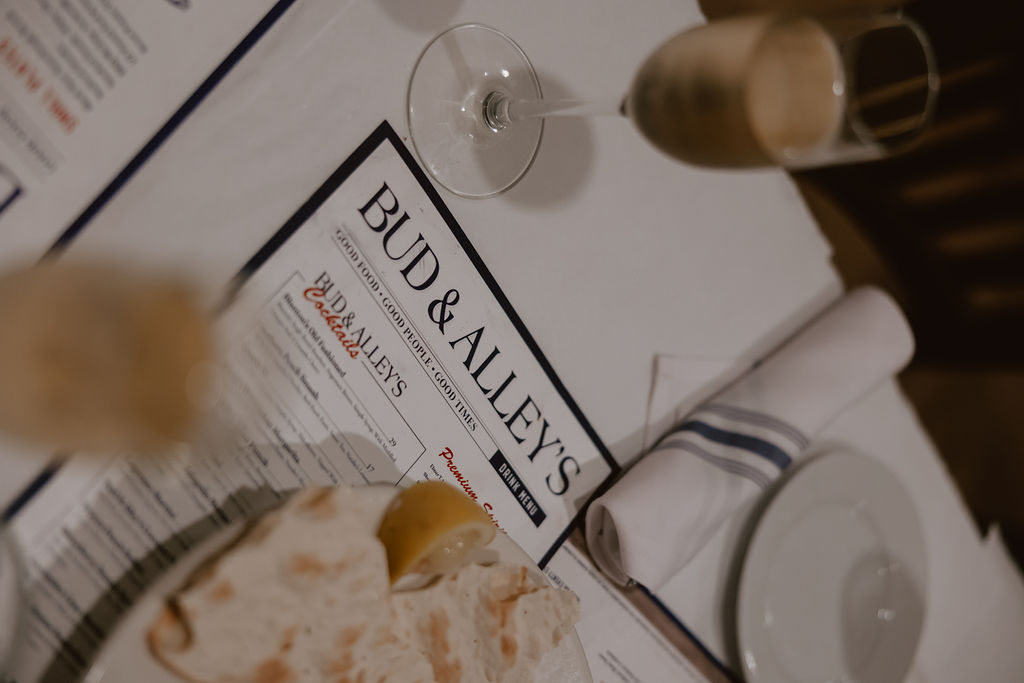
[407,12,938,198]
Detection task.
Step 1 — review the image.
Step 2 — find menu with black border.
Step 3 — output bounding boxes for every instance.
[8,122,727,683]
[221,121,619,563]
[0,0,302,260]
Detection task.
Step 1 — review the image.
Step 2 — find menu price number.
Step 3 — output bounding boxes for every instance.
[371,427,398,463]
[0,37,77,134]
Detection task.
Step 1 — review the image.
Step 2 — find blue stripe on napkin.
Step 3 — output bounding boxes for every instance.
[660,437,772,489]
[674,420,793,470]
[701,404,809,449]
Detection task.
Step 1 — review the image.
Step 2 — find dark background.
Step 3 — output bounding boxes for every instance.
[706,0,1024,568]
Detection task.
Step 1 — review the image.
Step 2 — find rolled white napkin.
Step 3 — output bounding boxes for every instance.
[585,287,915,588]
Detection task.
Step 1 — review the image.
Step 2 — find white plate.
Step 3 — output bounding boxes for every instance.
[735,450,926,683]
[84,486,591,683]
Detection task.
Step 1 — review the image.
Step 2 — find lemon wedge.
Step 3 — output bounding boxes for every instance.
[377,481,497,583]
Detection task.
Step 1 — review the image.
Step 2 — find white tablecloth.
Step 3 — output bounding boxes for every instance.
[1,0,1020,680]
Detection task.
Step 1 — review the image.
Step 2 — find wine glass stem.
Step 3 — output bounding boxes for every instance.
[483,92,624,130]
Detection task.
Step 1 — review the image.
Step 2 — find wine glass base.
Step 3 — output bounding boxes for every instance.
[407,24,544,199]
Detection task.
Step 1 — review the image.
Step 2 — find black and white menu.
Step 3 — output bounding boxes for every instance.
[219,122,618,560]
[0,0,297,262]
[9,123,720,683]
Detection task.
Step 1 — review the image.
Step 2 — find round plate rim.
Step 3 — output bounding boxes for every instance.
[734,449,927,683]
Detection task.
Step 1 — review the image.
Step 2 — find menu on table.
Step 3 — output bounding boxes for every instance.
[0,0,303,262]
[8,122,731,683]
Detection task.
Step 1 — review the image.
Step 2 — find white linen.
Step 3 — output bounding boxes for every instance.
[2,0,1019,679]
[586,287,914,588]
[905,527,1024,683]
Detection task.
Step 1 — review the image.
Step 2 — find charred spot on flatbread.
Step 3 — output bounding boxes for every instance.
[295,487,338,519]
[204,579,234,603]
[148,599,193,653]
[288,552,328,576]
[279,625,299,653]
[500,635,517,664]
[422,615,464,683]
[147,603,201,683]
[252,656,295,683]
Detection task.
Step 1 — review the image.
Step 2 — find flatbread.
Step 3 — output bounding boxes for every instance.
[149,487,579,683]
[394,563,580,683]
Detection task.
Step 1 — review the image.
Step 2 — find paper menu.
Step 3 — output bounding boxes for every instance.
[8,122,725,683]
[221,122,619,561]
[0,0,295,265]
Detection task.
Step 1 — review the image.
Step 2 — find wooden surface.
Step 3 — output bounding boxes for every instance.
[790,0,1024,567]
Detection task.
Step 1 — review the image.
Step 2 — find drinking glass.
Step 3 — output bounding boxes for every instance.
[407,12,938,198]
[0,261,215,453]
